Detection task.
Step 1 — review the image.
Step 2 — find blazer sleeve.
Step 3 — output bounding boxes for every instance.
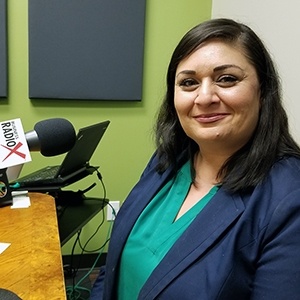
[140,151,159,178]
[90,266,106,300]
[251,188,300,299]
[90,152,159,299]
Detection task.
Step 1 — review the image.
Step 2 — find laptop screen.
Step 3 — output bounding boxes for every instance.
[58,120,110,177]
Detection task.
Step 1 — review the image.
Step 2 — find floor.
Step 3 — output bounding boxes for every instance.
[65,267,100,300]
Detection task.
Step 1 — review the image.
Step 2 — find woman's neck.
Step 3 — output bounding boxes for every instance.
[193,150,228,188]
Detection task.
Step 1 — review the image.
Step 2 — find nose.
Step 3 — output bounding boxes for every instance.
[194,80,218,105]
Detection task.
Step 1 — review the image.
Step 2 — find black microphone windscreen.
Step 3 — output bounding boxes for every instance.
[34,118,76,156]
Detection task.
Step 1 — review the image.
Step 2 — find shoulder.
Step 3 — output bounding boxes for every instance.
[236,156,300,226]
[271,156,300,177]
[240,156,300,235]
[264,156,300,193]
[246,156,300,204]
[265,156,300,215]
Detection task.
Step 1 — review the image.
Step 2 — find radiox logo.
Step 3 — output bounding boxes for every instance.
[1,121,26,162]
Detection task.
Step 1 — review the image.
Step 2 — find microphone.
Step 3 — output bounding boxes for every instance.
[25,118,76,156]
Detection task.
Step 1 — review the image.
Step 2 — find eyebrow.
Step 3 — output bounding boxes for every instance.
[176,64,244,77]
[176,70,196,77]
[213,64,244,72]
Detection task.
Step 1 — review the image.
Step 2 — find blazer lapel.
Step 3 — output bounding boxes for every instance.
[139,188,245,300]
[104,162,175,298]
[109,165,173,254]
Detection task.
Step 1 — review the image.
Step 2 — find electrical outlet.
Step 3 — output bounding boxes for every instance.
[107,201,120,221]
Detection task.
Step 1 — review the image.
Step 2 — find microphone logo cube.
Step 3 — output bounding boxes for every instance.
[0,118,32,169]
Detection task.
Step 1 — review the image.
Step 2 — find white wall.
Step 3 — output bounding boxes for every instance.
[212,1,300,141]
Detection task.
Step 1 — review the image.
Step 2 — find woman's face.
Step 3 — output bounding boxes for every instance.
[174,40,260,154]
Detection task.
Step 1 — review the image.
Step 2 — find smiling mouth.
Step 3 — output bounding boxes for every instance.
[194,113,229,123]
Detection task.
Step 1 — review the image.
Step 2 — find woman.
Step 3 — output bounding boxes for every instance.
[91,18,300,299]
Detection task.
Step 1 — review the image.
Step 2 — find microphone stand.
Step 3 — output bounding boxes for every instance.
[0,168,13,207]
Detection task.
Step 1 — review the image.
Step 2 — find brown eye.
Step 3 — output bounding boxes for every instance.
[178,78,199,90]
[180,78,197,86]
[217,75,238,86]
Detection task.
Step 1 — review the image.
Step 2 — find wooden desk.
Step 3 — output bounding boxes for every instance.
[0,193,66,299]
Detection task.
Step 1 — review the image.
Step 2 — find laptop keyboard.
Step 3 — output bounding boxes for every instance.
[20,166,60,182]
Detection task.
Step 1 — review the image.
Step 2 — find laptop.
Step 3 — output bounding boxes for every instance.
[11,120,110,190]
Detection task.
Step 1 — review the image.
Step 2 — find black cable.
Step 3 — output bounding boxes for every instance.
[77,207,105,252]
[65,229,82,300]
[65,167,111,299]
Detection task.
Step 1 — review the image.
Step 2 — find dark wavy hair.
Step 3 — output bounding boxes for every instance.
[155,18,300,192]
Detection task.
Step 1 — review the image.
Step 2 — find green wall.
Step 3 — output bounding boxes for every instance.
[3,0,211,254]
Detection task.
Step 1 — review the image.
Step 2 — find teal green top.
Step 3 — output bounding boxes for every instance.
[117,160,219,299]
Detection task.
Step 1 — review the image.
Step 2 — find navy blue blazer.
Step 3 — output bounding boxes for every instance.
[93,153,300,299]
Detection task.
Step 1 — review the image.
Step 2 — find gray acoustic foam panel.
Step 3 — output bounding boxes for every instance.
[29,0,146,101]
[0,0,7,98]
